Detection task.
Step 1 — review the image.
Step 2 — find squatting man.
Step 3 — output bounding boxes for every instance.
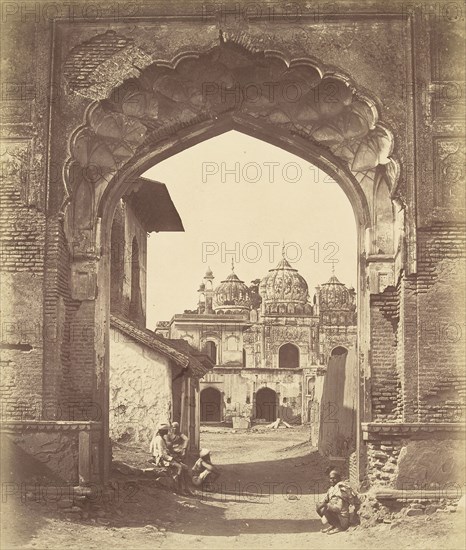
[316,469,361,534]
[149,423,220,495]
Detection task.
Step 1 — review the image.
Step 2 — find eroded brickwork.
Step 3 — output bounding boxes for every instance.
[0,148,46,420]
[416,226,466,423]
[370,286,402,421]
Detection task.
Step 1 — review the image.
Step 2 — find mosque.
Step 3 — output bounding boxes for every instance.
[155,255,357,425]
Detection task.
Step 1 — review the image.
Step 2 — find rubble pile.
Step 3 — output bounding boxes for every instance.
[358,491,464,527]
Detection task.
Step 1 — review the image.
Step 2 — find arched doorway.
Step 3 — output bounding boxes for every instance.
[255,388,278,422]
[331,346,349,357]
[200,387,222,422]
[279,343,300,368]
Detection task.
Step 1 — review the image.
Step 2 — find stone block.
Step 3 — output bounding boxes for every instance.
[406,508,424,516]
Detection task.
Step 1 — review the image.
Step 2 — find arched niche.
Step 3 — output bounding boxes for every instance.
[279,343,300,368]
[110,202,125,313]
[373,172,395,254]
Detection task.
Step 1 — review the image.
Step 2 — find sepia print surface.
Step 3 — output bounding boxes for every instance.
[0,1,465,548]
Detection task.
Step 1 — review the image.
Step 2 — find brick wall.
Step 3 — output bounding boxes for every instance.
[42,216,97,421]
[366,440,402,486]
[370,286,402,421]
[416,225,466,423]
[0,149,46,420]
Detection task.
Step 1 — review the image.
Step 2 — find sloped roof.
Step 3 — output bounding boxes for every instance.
[110,315,211,378]
[124,177,184,233]
[158,337,214,376]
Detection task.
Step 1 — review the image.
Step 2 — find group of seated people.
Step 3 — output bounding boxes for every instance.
[150,423,359,532]
[149,422,220,495]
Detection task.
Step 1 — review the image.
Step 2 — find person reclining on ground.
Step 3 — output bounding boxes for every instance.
[316,469,360,534]
[191,449,220,488]
[149,423,191,495]
[166,422,189,459]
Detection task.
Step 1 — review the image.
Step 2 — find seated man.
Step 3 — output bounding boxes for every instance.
[316,469,360,534]
[191,449,220,488]
[149,423,191,495]
[166,422,189,459]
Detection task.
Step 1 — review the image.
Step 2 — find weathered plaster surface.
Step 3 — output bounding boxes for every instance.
[109,327,172,446]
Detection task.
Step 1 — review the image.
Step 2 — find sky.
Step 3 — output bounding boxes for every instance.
[144,131,357,328]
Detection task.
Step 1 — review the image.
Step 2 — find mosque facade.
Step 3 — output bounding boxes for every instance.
[155,257,357,425]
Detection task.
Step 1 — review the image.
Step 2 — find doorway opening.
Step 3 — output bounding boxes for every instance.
[200,387,222,422]
[255,388,278,422]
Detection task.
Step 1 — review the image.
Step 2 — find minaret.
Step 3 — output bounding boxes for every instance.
[204,267,214,313]
[197,282,206,313]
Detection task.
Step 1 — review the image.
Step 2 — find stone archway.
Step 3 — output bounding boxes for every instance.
[57,40,401,482]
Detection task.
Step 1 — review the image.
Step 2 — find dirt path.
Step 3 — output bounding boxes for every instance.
[2,427,464,549]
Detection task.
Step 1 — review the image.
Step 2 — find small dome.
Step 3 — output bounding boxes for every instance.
[213,268,250,312]
[319,275,351,309]
[205,267,214,278]
[259,258,309,304]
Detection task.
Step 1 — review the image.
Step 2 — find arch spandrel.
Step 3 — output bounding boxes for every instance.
[63,42,400,249]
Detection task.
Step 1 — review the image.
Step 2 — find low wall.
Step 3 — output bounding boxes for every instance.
[362,423,466,493]
[0,421,102,485]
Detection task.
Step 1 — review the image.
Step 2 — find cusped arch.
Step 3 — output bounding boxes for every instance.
[63,42,399,243]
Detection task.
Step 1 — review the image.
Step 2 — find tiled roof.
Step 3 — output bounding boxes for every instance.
[110,315,212,378]
[159,337,215,375]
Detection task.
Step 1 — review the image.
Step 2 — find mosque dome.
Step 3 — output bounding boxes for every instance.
[213,266,250,312]
[319,275,351,309]
[259,257,309,305]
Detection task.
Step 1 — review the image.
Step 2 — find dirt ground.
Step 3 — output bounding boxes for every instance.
[2,426,465,549]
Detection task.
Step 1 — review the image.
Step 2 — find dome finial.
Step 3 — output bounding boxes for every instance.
[231,258,235,272]
[282,240,286,259]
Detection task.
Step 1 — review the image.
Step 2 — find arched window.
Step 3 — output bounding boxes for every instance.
[204,341,217,364]
[374,176,394,254]
[110,209,124,313]
[279,343,299,368]
[129,236,143,322]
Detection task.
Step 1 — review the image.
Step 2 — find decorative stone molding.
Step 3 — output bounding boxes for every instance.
[0,420,102,432]
[362,422,466,440]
